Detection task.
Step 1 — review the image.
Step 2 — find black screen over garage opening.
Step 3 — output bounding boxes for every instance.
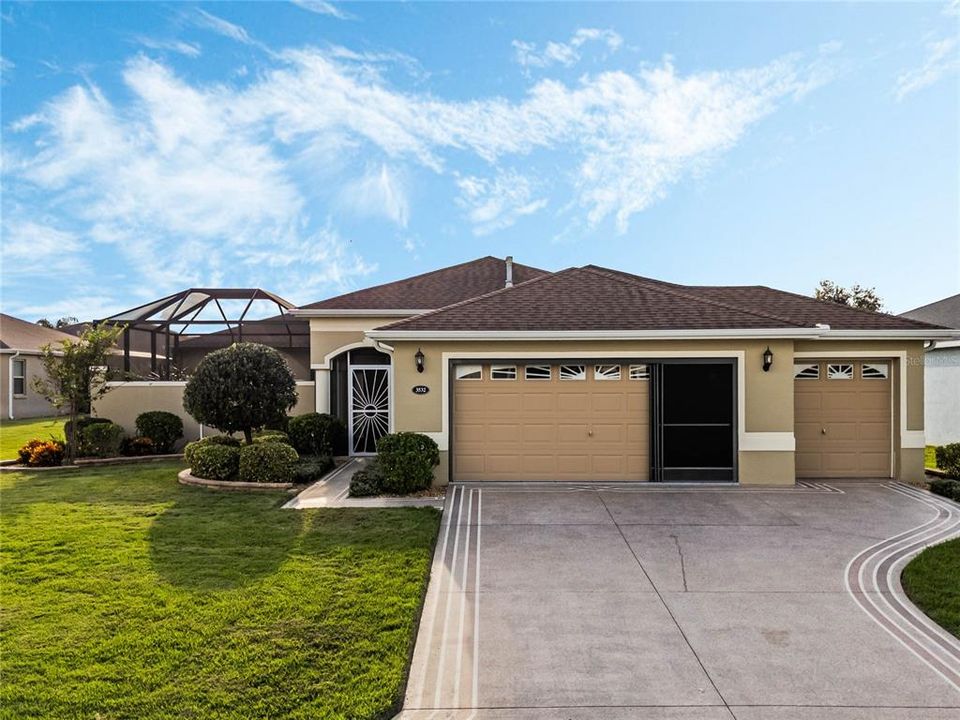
[652,361,736,482]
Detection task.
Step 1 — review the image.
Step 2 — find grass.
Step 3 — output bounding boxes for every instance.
[1,461,440,719]
[902,538,960,639]
[926,445,940,470]
[0,416,65,460]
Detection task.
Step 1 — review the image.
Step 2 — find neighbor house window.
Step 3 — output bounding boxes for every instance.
[490,365,517,380]
[861,363,889,380]
[12,358,26,396]
[455,365,482,381]
[594,364,621,380]
[524,364,552,381]
[629,364,650,380]
[559,364,586,380]
[827,363,853,380]
[794,363,820,380]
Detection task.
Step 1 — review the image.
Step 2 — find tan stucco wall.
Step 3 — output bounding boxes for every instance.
[308,317,410,366]
[93,381,316,442]
[1,353,64,419]
[738,451,795,486]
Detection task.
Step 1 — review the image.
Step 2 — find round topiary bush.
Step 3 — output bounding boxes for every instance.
[292,455,335,484]
[79,422,125,458]
[348,461,385,497]
[288,413,346,457]
[375,432,440,495]
[252,430,291,445]
[135,411,183,453]
[184,435,242,466]
[190,444,241,481]
[182,343,298,444]
[238,443,299,484]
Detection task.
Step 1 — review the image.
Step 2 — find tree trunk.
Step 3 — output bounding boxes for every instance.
[243,427,253,445]
[66,406,78,464]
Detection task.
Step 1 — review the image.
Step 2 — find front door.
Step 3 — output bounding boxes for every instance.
[349,366,390,455]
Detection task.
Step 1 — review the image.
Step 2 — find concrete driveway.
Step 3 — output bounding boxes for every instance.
[399,481,960,719]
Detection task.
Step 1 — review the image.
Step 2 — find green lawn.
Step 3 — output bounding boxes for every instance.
[1,461,440,719]
[0,416,65,460]
[925,445,940,470]
[902,538,960,639]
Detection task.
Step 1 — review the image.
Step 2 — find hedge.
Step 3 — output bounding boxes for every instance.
[190,444,241,481]
[134,411,183,453]
[238,443,299,483]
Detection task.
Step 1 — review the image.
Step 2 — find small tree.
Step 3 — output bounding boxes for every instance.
[31,323,124,463]
[183,343,297,445]
[814,280,884,312]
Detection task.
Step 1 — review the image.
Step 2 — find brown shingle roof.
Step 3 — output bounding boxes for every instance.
[900,294,960,329]
[1,314,80,352]
[300,256,548,310]
[373,265,948,333]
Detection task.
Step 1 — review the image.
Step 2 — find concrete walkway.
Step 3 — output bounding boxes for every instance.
[283,458,444,509]
[398,481,960,719]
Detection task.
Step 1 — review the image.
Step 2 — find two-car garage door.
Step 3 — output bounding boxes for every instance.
[453,363,650,481]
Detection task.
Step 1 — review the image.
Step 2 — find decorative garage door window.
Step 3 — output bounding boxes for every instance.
[349,367,390,455]
[594,364,621,380]
[827,363,854,380]
[794,363,820,380]
[456,365,482,380]
[862,363,889,379]
[524,364,552,380]
[559,364,586,380]
[629,364,650,380]
[490,365,517,380]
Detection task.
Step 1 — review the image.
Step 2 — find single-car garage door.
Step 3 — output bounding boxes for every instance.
[794,359,892,479]
[453,362,650,481]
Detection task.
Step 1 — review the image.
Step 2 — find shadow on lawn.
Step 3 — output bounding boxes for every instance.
[148,491,304,591]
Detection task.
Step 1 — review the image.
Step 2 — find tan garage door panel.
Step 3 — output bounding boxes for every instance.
[453,363,649,481]
[794,360,891,479]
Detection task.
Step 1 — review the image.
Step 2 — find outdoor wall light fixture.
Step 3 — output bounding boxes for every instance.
[762,346,774,372]
[415,348,425,373]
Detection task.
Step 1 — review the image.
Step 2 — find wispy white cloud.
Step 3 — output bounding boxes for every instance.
[456,170,548,235]
[339,164,410,227]
[291,0,353,20]
[1,219,87,277]
[0,55,13,83]
[6,293,126,323]
[193,9,254,45]
[133,36,202,58]
[894,36,960,101]
[513,28,623,71]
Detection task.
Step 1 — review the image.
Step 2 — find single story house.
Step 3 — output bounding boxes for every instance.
[288,256,953,486]
[1,313,77,419]
[900,294,960,446]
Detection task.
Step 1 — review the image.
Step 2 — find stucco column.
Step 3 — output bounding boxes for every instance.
[314,368,330,414]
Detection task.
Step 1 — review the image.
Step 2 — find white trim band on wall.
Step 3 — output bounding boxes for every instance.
[901,431,926,449]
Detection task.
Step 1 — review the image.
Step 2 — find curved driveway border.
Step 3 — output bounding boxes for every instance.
[845,482,960,691]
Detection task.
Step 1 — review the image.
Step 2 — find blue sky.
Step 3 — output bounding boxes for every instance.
[1,1,958,321]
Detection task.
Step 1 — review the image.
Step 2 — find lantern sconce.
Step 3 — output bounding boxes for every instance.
[415,348,425,373]
[762,346,774,372]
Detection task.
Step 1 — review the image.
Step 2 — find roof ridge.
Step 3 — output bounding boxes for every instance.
[753,284,943,330]
[301,256,547,310]
[581,267,807,328]
[375,268,568,330]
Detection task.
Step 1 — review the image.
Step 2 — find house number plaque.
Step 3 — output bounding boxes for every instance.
[412,385,430,395]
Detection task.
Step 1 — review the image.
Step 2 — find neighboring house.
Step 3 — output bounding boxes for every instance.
[900,294,960,446]
[289,256,952,486]
[95,256,954,485]
[0,313,76,419]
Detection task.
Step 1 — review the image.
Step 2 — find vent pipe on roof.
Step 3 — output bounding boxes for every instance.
[505,256,514,288]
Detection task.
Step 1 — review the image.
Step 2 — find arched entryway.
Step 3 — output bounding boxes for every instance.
[329,346,392,455]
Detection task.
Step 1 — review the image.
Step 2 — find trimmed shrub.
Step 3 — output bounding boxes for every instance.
[64,416,111,448]
[238,443,299,483]
[934,444,960,479]
[122,436,157,456]
[191,444,240,481]
[182,343,297,444]
[288,413,347,457]
[349,461,385,497]
[375,432,440,495]
[183,435,241,466]
[929,478,960,503]
[252,430,291,445]
[292,455,335,484]
[134,411,183,453]
[79,422,125,458]
[17,439,65,467]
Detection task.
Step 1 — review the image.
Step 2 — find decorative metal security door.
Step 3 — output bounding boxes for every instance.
[349,366,391,455]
